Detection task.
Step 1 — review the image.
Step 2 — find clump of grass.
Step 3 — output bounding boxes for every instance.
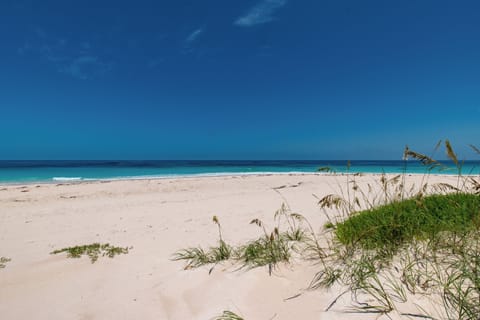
[240,205,321,272]
[240,224,290,273]
[396,232,480,319]
[313,194,480,316]
[51,243,130,263]
[179,141,480,318]
[213,310,244,320]
[172,216,233,270]
[316,141,479,224]
[172,247,213,269]
[0,257,11,269]
[173,240,233,271]
[335,193,480,252]
[173,205,311,274]
[310,141,480,317]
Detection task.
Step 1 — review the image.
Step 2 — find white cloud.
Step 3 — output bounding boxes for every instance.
[20,27,112,80]
[61,56,97,79]
[235,0,287,27]
[60,55,112,80]
[185,28,204,44]
[182,28,205,55]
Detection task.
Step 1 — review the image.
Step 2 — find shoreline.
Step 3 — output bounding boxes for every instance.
[0,170,475,187]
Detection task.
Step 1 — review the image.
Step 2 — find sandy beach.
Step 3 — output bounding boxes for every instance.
[0,173,459,319]
[4,0,479,317]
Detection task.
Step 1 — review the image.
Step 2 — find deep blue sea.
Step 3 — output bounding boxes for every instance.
[0,160,479,184]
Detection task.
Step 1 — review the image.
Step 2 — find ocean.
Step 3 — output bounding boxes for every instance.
[0,160,479,184]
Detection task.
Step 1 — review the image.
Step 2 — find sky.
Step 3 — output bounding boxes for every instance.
[1,0,479,160]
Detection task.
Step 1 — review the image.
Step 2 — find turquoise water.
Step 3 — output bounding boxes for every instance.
[0,160,479,184]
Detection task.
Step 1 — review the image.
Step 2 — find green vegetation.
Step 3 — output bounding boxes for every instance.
[173,206,310,274]
[0,256,11,269]
[172,216,233,270]
[311,194,480,316]
[172,239,234,271]
[335,193,480,251]
[240,230,290,270]
[213,310,244,320]
[51,243,130,263]
[310,141,480,318]
[175,140,480,319]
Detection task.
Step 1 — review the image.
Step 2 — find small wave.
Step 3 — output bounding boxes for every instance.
[85,171,320,181]
[52,177,83,181]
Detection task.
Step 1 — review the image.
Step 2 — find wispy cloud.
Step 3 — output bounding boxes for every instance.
[181,28,205,55]
[60,56,112,80]
[18,27,112,80]
[185,28,204,44]
[235,0,287,27]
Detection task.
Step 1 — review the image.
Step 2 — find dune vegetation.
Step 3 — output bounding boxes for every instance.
[174,140,480,319]
[51,243,130,263]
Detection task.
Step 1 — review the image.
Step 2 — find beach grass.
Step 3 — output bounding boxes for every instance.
[172,241,233,270]
[172,216,234,270]
[213,310,244,320]
[0,256,11,269]
[174,140,480,319]
[335,193,480,251]
[173,208,309,274]
[312,193,480,316]
[51,243,130,263]
[239,228,290,271]
[309,141,480,317]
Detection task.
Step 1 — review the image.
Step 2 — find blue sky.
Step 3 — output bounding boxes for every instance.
[1,0,479,160]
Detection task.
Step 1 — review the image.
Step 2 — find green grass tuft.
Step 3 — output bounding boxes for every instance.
[240,232,290,270]
[172,240,233,270]
[173,208,308,273]
[51,243,130,263]
[335,193,480,251]
[172,215,234,269]
[177,141,480,318]
[213,310,244,320]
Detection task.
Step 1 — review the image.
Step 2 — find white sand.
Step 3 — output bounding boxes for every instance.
[0,174,458,319]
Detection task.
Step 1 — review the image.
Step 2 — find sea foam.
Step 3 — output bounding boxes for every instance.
[52,177,83,181]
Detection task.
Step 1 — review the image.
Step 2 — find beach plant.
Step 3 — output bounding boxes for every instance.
[309,141,480,317]
[176,141,480,318]
[213,310,244,320]
[173,206,312,274]
[0,256,11,269]
[239,219,290,274]
[236,205,319,273]
[317,141,480,223]
[51,243,130,263]
[335,193,480,252]
[172,247,213,269]
[396,231,480,319]
[172,216,233,271]
[312,196,480,316]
